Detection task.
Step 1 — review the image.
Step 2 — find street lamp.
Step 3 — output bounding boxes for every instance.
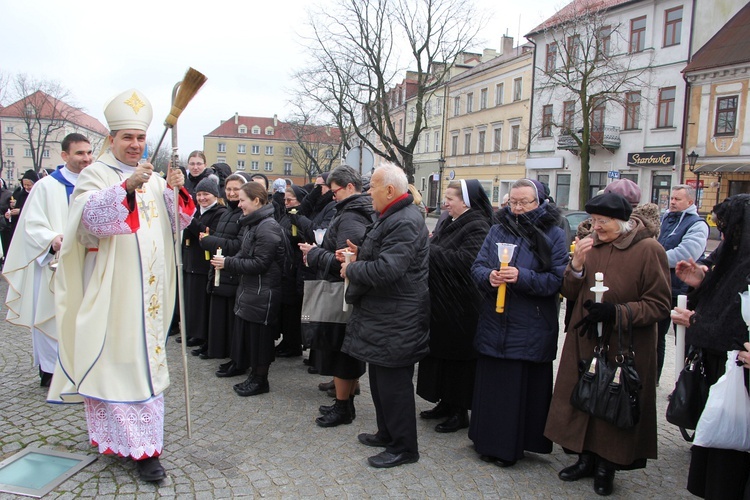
[436,157,445,215]
[686,150,700,210]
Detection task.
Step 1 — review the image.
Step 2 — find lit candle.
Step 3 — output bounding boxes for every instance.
[214,247,222,287]
[496,247,511,313]
[570,241,576,255]
[204,228,211,260]
[343,251,354,312]
[590,272,609,337]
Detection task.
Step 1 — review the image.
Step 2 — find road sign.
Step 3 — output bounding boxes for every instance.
[607,170,620,179]
[345,146,375,175]
[686,179,704,189]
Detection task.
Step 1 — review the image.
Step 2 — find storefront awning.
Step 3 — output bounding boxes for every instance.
[694,163,750,173]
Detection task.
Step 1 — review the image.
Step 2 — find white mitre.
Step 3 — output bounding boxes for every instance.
[103,89,153,131]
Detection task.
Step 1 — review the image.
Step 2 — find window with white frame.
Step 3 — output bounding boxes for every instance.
[451,134,459,156]
[264,161,273,171]
[285,146,293,156]
[325,149,333,159]
[238,125,247,134]
[284,162,292,175]
[480,88,488,109]
[24,149,32,157]
[5,125,13,133]
[237,160,246,170]
[477,130,486,153]
[5,147,13,156]
[238,144,246,154]
[496,83,504,105]
[252,126,260,134]
[513,78,522,101]
[425,132,430,152]
[511,125,520,150]
[464,132,471,155]
[454,96,460,116]
[493,127,503,152]
[425,100,432,117]
[42,149,50,158]
[265,146,274,155]
[434,131,440,152]
[435,97,443,115]
[251,161,259,171]
[218,143,226,153]
[467,93,474,113]
[252,145,260,154]
[265,127,274,135]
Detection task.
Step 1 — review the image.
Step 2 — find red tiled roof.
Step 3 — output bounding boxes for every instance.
[0,90,108,135]
[526,0,639,37]
[683,2,750,74]
[205,115,341,143]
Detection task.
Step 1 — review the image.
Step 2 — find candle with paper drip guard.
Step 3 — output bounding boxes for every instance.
[495,243,517,314]
[214,248,222,287]
[289,208,298,236]
[590,272,609,337]
[342,251,354,312]
[672,294,688,378]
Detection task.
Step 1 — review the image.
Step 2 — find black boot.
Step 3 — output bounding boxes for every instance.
[321,396,356,419]
[435,408,469,433]
[420,400,450,420]
[234,374,269,397]
[315,398,353,427]
[558,452,595,481]
[136,456,166,482]
[593,457,616,496]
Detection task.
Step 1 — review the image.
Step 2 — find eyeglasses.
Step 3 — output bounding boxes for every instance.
[331,186,345,196]
[507,199,537,208]
[589,217,613,226]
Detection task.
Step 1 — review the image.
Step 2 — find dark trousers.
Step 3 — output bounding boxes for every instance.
[369,363,418,455]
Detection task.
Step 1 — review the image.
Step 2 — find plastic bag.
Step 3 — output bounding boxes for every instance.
[693,350,750,452]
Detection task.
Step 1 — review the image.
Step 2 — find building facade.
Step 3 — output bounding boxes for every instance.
[0,91,108,187]
[203,114,342,185]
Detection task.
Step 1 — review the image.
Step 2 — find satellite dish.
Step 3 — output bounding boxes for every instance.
[345,146,375,175]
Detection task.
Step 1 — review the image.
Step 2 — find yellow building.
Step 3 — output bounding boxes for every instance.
[203,113,341,185]
[444,36,533,206]
[683,2,750,215]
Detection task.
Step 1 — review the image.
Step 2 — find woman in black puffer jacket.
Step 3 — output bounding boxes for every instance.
[200,174,246,367]
[211,182,285,397]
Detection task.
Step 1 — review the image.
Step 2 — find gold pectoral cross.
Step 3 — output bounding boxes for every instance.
[136,189,158,227]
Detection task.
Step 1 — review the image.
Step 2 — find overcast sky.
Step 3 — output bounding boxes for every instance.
[1,0,563,155]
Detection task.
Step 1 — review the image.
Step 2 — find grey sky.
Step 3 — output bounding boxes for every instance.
[1,0,562,156]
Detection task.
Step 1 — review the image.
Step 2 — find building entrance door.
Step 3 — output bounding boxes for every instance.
[651,174,672,212]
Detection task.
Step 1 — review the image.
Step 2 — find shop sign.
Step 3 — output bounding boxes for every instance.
[626,152,676,167]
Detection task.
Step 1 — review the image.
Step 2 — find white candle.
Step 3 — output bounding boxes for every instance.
[590,272,609,338]
[674,294,687,379]
[214,247,222,287]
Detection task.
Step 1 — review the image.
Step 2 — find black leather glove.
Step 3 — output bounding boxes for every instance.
[573,300,617,339]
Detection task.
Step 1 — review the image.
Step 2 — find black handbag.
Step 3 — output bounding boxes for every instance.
[666,348,709,442]
[570,304,642,429]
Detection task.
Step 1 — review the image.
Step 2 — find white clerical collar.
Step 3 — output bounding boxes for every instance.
[61,166,80,185]
[112,155,138,174]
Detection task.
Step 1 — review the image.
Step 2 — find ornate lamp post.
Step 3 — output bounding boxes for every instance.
[687,150,700,209]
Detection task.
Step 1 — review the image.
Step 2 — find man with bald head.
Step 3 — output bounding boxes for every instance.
[340,163,430,468]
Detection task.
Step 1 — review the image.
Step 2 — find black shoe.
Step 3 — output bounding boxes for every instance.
[216,363,246,378]
[316,398,354,427]
[186,337,203,347]
[218,360,232,371]
[308,366,319,374]
[40,370,53,388]
[136,457,166,482]
[558,453,595,482]
[420,400,450,420]
[367,451,419,468]
[276,348,302,358]
[480,455,517,467]
[234,375,269,397]
[435,410,469,433]
[358,433,389,448]
[593,458,615,496]
[318,379,335,392]
[199,352,213,360]
[303,357,312,366]
[191,346,205,356]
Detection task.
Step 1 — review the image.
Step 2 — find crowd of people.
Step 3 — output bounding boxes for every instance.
[4,89,750,497]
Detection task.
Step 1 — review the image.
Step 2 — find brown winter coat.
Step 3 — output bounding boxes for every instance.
[544,218,671,467]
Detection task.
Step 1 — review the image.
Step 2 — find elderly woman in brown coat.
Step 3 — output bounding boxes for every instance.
[545,193,671,496]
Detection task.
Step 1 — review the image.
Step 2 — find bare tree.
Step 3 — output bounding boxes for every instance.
[284,98,350,182]
[530,0,654,207]
[296,0,485,182]
[4,74,84,171]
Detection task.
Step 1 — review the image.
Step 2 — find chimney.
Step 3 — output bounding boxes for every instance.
[234,112,238,125]
[500,35,514,56]
[482,48,497,61]
[273,114,278,126]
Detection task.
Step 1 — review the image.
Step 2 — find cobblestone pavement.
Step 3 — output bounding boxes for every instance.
[0,277,694,499]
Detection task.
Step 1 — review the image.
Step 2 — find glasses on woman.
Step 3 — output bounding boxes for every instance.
[507,199,537,208]
[589,217,613,227]
[331,186,345,197]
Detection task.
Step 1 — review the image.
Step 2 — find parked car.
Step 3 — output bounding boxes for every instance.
[561,210,589,245]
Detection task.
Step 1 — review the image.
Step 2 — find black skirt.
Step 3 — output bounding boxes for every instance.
[469,356,553,462]
[230,318,276,370]
[206,294,235,359]
[183,273,209,341]
[315,350,366,379]
[416,355,476,409]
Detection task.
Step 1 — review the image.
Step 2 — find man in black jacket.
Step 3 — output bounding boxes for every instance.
[340,163,430,468]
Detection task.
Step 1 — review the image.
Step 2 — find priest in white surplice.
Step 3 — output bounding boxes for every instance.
[3,133,94,386]
[47,89,196,483]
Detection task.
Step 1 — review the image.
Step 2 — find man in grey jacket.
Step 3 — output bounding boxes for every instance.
[656,184,708,383]
[340,163,429,468]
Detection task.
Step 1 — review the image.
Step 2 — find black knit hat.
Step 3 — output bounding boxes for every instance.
[22,169,39,183]
[195,177,219,197]
[585,192,633,221]
[290,185,308,202]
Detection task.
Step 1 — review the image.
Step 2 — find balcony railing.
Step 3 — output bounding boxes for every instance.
[557,125,621,152]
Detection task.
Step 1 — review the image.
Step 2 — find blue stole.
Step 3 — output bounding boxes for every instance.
[50,166,75,202]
